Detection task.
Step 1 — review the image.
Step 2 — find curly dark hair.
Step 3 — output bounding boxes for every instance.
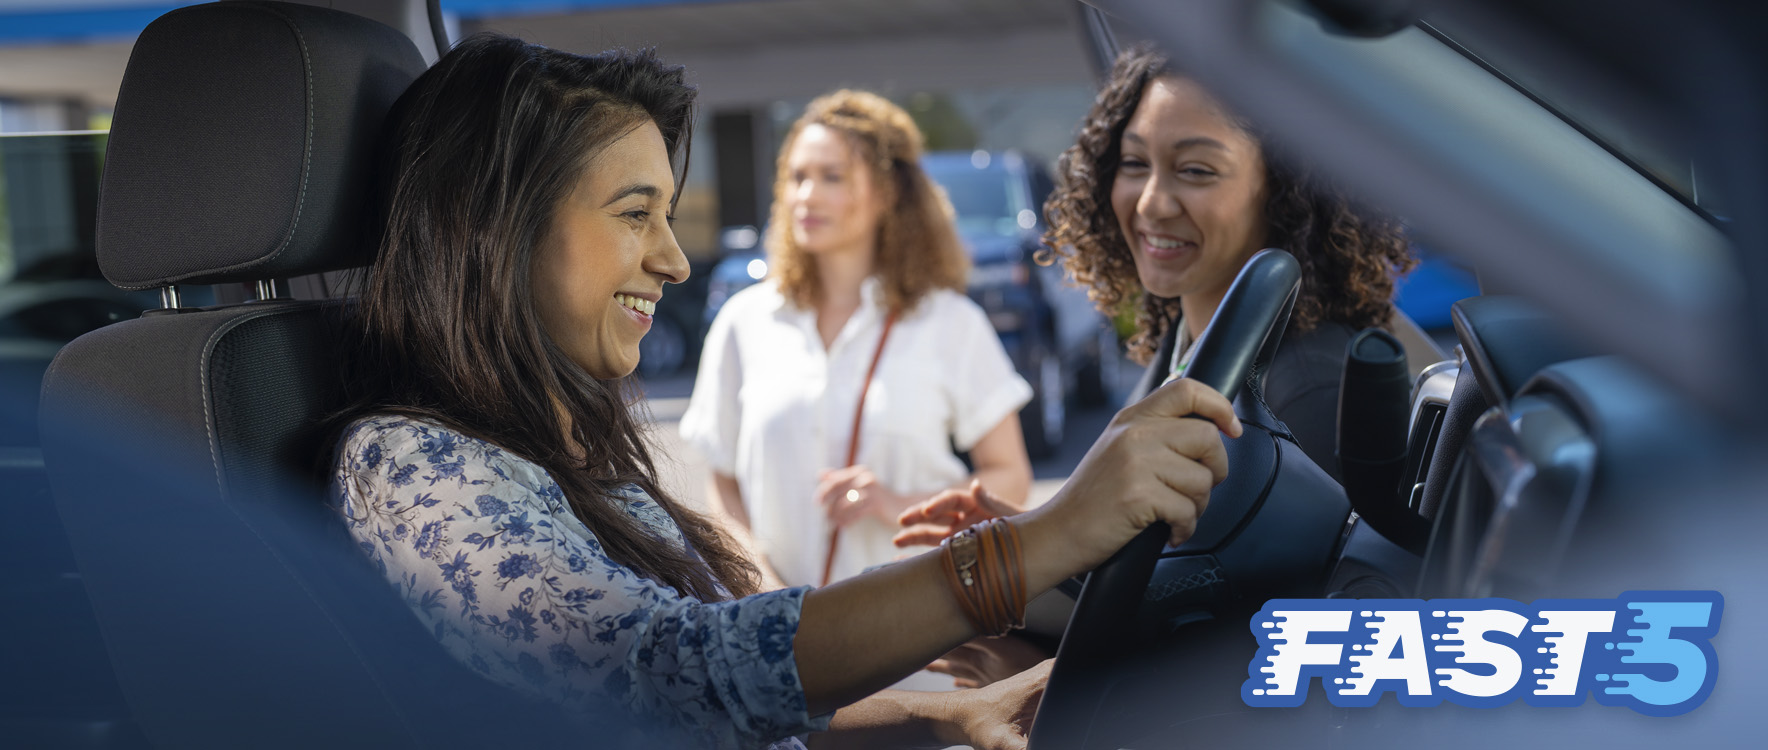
[1042,45,1416,364]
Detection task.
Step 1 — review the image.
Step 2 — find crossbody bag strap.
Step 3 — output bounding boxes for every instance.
[820,310,898,586]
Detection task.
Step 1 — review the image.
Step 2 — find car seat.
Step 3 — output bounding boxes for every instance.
[35,3,612,748]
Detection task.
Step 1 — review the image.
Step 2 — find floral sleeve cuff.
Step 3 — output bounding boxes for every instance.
[698,585,831,741]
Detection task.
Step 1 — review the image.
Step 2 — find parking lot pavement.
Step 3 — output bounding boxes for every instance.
[629,373,704,512]
[634,349,1138,514]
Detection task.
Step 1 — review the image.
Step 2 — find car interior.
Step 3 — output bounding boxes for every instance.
[1,0,1761,748]
[1027,1,1761,748]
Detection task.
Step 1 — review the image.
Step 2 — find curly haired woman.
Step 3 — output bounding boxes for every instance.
[894,46,1417,689]
[902,45,1415,539]
[1041,45,1416,477]
[681,90,1034,592]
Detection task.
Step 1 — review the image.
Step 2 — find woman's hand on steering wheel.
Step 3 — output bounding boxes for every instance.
[1012,378,1240,592]
[893,478,1022,547]
[940,658,1053,750]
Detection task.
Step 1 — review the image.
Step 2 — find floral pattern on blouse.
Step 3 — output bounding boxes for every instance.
[330,414,828,750]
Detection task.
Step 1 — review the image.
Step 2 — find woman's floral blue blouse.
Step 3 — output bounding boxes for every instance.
[331,415,829,750]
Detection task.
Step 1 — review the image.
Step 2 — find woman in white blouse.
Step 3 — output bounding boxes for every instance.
[681,90,1035,588]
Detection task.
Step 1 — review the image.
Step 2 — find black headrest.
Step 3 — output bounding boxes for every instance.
[96,1,426,289]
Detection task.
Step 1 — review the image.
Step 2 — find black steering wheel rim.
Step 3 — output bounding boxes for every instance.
[1028,249,1302,750]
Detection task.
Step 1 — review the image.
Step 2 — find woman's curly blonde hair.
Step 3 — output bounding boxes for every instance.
[1043,45,1416,364]
[767,89,969,313]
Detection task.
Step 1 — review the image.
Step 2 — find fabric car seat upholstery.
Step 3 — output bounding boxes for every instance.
[37,4,600,747]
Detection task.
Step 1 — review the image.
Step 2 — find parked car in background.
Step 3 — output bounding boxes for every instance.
[700,224,767,343]
[634,254,711,378]
[921,149,1117,457]
[1394,245,1480,332]
[0,131,174,442]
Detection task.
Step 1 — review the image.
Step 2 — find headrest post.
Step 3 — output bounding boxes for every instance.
[255,279,286,301]
[159,285,183,310]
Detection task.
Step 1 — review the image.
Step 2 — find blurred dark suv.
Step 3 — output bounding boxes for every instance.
[703,151,1117,458]
[922,150,1116,457]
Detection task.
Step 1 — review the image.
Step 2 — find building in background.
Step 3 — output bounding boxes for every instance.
[1,0,1112,380]
[0,0,1099,262]
[463,0,1098,262]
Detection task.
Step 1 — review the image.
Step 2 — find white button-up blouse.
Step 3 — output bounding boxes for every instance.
[680,277,1032,586]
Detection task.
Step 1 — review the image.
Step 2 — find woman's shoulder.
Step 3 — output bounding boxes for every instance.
[917,285,981,308]
[335,413,557,501]
[904,287,991,329]
[338,413,478,463]
[716,279,789,321]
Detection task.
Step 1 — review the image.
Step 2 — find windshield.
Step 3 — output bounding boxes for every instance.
[1418,13,1723,219]
[921,152,1030,238]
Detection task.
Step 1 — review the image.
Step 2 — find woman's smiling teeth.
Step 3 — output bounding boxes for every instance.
[616,294,655,315]
[1143,235,1190,249]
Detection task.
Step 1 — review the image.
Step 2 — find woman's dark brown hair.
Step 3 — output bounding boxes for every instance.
[767,89,969,313]
[345,34,758,601]
[1043,44,1417,364]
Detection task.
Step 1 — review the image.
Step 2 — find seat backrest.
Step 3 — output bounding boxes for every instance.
[37,4,604,747]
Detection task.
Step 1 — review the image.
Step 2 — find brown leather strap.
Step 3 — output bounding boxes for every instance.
[820,310,898,586]
[938,518,1028,636]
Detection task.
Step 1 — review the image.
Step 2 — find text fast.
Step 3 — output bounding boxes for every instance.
[1241,592,1722,716]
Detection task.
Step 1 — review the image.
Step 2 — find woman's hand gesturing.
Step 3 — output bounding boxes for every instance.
[893,479,1021,547]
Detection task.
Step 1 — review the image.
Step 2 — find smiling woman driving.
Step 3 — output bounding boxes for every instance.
[1046,45,1417,475]
[329,34,1241,750]
[892,44,1419,692]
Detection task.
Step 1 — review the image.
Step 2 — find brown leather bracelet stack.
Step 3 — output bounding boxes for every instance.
[938,517,1027,636]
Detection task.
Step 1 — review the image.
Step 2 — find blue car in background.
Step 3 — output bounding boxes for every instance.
[921,149,1117,458]
[701,225,768,339]
[1394,247,1480,331]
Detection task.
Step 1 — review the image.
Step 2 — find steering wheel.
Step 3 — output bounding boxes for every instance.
[1028,249,1302,750]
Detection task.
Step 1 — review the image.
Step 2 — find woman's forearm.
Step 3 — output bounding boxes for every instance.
[706,473,789,590]
[794,510,1071,716]
[972,463,1030,512]
[808,690,961,750]
[797,380,1240,717]
[708,472,751,529]
[968,412,1033,511]
[795,551,973,715]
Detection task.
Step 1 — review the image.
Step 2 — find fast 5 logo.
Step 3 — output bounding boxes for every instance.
[1242,591,1722,716]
